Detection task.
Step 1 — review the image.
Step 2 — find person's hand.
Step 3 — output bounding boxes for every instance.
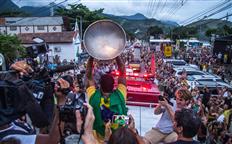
[76,103,97,143]
[57,78,70,89]
[10,61,33,75]
[128,114,137,134]
[159,98,169,107]
[56,78,70,105]
[104,120,112,142]
[76,103,95,134]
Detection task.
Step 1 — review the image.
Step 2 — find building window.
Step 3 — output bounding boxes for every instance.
[9,26,17,31]
[25,26,29,31]
[37,26,45,30]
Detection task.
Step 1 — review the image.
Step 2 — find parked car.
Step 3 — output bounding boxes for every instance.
[163,59,199,69]
[174,67,206,77]
[187,75,232,92]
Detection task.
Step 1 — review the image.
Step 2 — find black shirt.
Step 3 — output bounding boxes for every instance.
[168,140,200,144]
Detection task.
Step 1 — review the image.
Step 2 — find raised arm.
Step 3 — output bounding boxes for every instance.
[116,56,126,86]
[86,56,95,88]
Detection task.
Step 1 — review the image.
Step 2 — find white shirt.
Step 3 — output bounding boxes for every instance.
[0,123,36,144]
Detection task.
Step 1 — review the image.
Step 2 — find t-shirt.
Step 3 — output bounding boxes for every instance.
[86,84,127,136]
[168,140,200,144]
[155,100,176,134]
[0,122,36,144]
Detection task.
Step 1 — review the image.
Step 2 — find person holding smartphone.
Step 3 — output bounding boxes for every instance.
[144,88,192,144]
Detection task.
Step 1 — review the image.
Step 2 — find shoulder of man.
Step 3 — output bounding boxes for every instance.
[0,121,36,141]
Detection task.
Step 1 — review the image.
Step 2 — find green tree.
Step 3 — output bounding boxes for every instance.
[0,11,30,17]
[172,26,188,40]
[147,26,163,38]
[125,30,136,41]
[222,25,232,35]
[0,34,25,64]
[172,26,198,40]
[205,28,218,37]
[55,4,105,32]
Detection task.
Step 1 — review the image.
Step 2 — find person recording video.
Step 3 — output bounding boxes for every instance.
[144,88,193,144]
[0,61,70,144]
[85,56,127,142]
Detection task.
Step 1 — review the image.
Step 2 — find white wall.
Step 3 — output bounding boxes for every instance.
[48,43,77,61]
[20,26,34,33]
[7,26,20,35]
[48,25,62,32]
[0,26,6,34]
[22,43,77,62]
[4,25,62,34]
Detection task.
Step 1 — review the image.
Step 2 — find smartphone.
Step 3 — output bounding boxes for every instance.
[112,115,130,125]
[158,95,165,101]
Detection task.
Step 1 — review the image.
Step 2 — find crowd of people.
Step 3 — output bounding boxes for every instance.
[1,42,232,144]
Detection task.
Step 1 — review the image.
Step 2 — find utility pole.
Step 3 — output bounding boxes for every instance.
[226,12,229,21]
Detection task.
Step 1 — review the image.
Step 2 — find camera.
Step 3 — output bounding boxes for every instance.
[59,92,87,143]
[59,92,87,123]
[26,43,49,58]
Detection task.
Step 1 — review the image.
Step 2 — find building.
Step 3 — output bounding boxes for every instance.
[0,16,81,61]
[213,35,232,64]
[18,32,77,61]
[0,16,65,35]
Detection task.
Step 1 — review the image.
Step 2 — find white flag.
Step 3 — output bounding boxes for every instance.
[73,19,80,44]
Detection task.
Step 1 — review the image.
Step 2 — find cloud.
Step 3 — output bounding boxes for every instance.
[11,0,231,24]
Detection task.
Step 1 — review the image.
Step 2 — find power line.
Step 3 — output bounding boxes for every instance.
[152,0,161,18]
[159,0,168,14]
[169,0,188,17]
[14,0,68,23]
[180,0,230,25]
[150,0,157,18]
[146,0,153,17]
[164,0,180,17]
[202,2,232,20]
[159,0,180,20]
[194,12,232,27]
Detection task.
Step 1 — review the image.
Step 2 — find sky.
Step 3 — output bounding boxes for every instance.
[12,0,232,25]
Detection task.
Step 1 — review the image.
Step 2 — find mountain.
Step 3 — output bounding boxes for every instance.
[186,19,232,40]
[0,0,20,13]
[161,20,179,27]
[119,13,148,20]
[187,19,232,28]
[20,6,51,16]
[104,14,178,39]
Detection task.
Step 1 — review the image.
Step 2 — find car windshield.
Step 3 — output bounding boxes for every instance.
[216,79,224,82]
[170,61,187,66]
[187,76,195,81]
[197,79,214,82]
[197,81,217,86]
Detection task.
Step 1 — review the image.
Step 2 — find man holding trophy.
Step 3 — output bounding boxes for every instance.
[84,20,128,142]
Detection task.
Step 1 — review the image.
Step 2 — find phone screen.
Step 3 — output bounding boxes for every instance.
[112,115,129,125]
